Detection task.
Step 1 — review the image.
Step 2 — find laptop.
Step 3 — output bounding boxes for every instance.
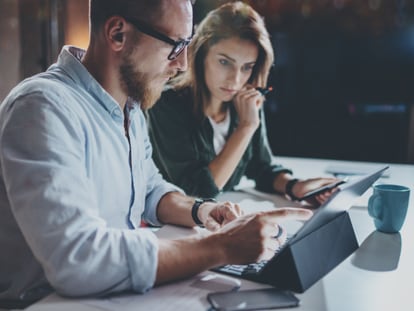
[212,165,389,291]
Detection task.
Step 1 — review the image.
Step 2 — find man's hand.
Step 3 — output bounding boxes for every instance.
[155,206,312,286]
[214,208,313,264]
[198,201,243,231]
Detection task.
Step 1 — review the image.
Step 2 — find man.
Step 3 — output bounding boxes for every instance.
[0,0,312,308]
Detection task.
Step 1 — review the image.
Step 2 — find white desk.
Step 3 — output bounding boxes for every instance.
[25,157,414,311]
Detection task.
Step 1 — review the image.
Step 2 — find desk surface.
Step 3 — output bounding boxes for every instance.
[25,157,414,311]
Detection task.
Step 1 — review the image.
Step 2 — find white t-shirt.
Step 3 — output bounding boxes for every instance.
[208,109,231,155]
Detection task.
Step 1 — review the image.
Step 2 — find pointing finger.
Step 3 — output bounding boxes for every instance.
[258,207,313,224]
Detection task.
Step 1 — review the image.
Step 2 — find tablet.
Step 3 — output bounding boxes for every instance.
[207,288,299,311]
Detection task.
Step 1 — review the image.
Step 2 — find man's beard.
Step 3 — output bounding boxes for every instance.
[119,48,168,110]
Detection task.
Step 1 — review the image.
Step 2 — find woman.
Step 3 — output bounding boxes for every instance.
[147,1,338,203]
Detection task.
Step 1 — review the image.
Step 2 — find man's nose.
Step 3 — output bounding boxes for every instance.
[173,47,188,72]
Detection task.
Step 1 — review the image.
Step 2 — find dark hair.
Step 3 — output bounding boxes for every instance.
[171,1,274,120]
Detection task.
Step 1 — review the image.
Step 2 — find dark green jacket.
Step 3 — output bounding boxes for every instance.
[147,87,292,198]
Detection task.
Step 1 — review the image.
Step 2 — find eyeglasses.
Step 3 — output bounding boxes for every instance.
[126,18,192,60]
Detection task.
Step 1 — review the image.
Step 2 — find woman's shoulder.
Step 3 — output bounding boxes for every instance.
[160,85,192,104]
[152,86,191,113]
[149,86,194,126]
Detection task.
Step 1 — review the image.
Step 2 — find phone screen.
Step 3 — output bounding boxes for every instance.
[298,179,347,201]
[207,288,299,311]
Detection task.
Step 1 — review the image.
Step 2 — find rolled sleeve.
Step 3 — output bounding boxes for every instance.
[247,108,293,193]
[254,166,293,193]
[125,229,159,292]
[182,166,221,198]
[134,109,185,227]
[143,161,185,227]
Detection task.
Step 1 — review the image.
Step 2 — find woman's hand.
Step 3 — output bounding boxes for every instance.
[291,178,343,206]
[233,86,263,131]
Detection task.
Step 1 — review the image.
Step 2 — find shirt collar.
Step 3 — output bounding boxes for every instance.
[54,45,140,115]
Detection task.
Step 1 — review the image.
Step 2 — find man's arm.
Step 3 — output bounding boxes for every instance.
[155,192,228,284]
[156,192,196,227]
[155,207,313,285]
[156,191,242,230]
[155,235,220,285]
[0,91,159,296]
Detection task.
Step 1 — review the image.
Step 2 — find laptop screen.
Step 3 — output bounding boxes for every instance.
[288,165,389,244]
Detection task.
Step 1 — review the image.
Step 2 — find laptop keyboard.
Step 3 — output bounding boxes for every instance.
[213,260,268,276]
[212,235,292,277]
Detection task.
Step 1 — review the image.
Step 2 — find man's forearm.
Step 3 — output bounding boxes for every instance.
[156,191,195,227]
[155,235,224,285]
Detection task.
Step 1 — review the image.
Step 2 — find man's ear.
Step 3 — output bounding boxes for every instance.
[105,16,126,50]
[113,32,123,43]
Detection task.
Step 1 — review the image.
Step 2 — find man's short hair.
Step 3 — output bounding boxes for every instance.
[89,0,196,35]
[89,0,163,34]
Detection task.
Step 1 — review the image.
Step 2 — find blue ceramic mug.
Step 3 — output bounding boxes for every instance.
[368,184,410,233]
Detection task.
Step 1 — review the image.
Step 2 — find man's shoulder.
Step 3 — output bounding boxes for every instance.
[0,71,82,121]
[5,72,70,102]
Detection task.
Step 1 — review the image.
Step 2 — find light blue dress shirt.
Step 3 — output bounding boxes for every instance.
[0,46,182,306]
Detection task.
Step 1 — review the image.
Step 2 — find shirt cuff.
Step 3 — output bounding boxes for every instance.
[255,167,293,193]
[124,229,159,293]
[143,182,184,227]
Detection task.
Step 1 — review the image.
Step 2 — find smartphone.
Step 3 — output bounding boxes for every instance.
[207,288,299,311]
[297,179,348,201]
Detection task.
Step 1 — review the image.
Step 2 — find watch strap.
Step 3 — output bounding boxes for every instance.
[285,178,300,201]
[191,198,216,227]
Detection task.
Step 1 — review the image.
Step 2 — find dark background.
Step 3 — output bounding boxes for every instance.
[1,0,413,164]
[194,0,414,164]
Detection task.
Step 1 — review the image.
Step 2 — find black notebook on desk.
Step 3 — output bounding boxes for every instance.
[212,166,389,293]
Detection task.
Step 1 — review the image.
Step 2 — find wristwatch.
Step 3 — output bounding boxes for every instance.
[285,178,300,201]
[191,198,217,227]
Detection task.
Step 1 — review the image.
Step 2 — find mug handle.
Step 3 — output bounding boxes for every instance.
[368,194,383,220]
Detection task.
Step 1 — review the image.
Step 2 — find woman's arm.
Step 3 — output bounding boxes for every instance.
[208,88,262,189]
[147,91,220,197]
[208,125,257,189]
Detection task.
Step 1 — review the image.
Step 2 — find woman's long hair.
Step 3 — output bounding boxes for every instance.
[171,1,274,120]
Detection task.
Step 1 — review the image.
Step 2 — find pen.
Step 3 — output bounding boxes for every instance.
[256,86,273,95]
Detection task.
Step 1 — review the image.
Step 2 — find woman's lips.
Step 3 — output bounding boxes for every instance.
[220,87,237,95]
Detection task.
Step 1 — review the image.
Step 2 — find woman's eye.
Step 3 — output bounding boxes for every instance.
[242,64,254,72]
[219,59,229,66]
